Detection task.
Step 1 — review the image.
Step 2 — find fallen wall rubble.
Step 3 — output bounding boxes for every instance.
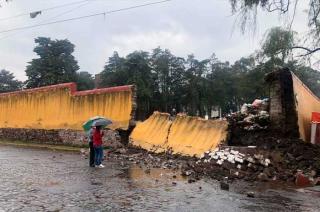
[129,112,229,157]
[185,137,320,182]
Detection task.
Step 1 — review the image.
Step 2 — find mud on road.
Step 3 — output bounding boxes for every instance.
[0,145,319,212]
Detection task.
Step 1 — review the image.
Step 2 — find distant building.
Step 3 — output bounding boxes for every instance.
[94,74,102,88]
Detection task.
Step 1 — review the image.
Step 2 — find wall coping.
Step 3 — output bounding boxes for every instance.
[0,83,134,97]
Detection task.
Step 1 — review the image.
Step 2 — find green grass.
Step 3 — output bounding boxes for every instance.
[0,140,83,152]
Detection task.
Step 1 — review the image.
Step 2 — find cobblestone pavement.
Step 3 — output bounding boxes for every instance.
[0,145,319,212]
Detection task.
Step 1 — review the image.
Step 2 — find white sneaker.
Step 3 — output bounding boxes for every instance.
[98,164,105,168]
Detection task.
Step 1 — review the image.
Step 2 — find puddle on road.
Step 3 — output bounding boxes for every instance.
[119,164,186,186]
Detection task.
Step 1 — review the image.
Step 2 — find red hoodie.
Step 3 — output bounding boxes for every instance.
[93,129,103,147]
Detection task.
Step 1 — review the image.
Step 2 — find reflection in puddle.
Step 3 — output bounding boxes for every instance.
[117,164,187,189]
[128,165,185,180]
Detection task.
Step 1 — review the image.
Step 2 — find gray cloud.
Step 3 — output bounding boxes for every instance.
[0,0,311,81]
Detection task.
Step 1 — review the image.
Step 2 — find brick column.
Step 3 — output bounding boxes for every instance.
[265,68,299,137]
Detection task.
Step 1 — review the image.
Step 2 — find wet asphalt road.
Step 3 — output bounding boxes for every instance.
[0,145,319,212]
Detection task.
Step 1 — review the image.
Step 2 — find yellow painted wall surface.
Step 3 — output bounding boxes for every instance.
[0,83,134,130]
[166,115,228,157]
[129,112,172,152]
[292,73,320,141]
[130,112,228,157]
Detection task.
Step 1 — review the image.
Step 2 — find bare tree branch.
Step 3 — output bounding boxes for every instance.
[291,46,320,56]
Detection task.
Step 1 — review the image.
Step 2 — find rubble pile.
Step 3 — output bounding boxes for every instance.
[199,148,271,168]
[229,98,270,132]
[178,136,320,183]
[108,147,188,171]
[79,135,320,185]
[188,147,277,182]
[252,136,320,175]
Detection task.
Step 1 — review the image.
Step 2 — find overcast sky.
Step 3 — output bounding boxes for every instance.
[0,0,310,81]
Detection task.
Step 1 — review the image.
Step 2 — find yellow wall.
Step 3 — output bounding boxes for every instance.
[129,112,171,153]
[0,83,134,130]
[130,112,229,157]
[292,73,320,141]
[167,115,228,157]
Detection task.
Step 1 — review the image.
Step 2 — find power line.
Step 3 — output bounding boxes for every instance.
[0,0,144,22]
[104,0,171,14]
[0,0,89,21]
[42,2,90,22]
[0,0,172,34]
[0,2,91,40]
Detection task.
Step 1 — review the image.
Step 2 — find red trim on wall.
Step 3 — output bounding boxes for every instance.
[0,83,133,97]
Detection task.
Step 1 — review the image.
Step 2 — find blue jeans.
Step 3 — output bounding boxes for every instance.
[94,146,103,166]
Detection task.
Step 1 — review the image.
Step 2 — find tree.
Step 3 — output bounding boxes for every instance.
[97,41,320,119]
[100,51,155,119]
[0,69,22,93]
[184,55,210,116]
[100,52,127,87]
[261,27,295,63]
[230,0,320,56]
[25,37,79,88]
[150,48,186,113]
[150,47,172,112]
[76,71,95,91]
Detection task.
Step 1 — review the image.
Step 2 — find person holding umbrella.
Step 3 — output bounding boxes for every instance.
[83,116,103,167]
[93,125,104,168]
[92,118,113,168]
[83,117,112,168]
[87,126,95,167]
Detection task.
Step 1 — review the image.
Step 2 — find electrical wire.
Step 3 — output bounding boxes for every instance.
[0,2,91,40]
[0,0,171,34]
[0,0,145,21]
[42,2,90,22]
[0,0,90,21]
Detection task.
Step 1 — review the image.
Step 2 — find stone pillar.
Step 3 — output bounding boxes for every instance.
[268,74,284,128]
[265,68,299,137]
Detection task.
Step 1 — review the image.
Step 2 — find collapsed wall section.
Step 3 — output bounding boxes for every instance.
[129,112,229,157]
[129,112,172,152]
[166,115,228,157]
[0,83,135,131]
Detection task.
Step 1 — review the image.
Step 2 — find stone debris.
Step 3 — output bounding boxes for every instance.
[228,99,270,132]
[247,191,255,198]
[194,146,278,181]
[199,147,272,169]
